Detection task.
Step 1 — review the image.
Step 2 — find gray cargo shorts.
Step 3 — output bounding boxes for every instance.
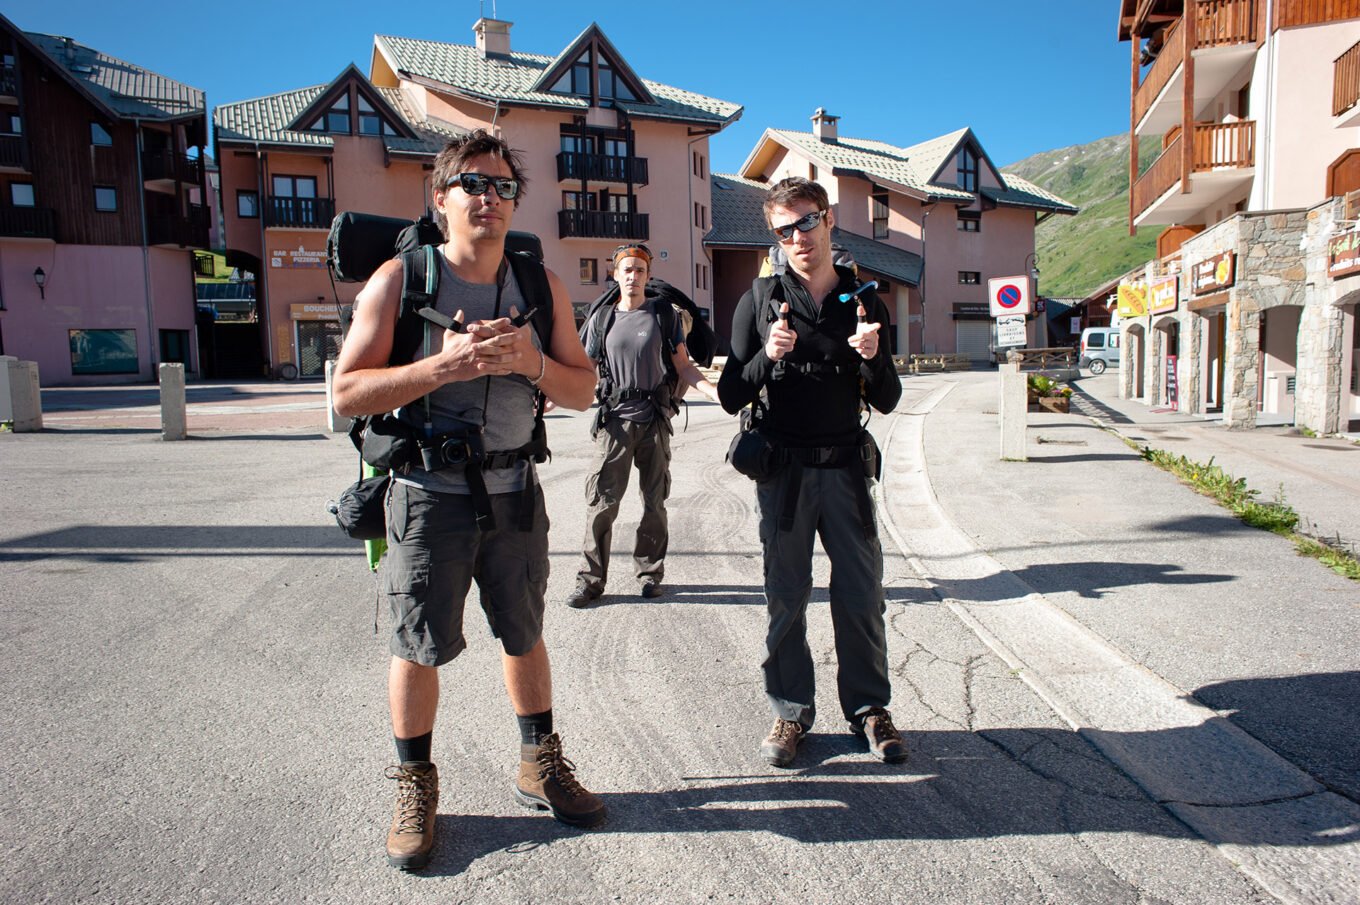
[382,480,549,666]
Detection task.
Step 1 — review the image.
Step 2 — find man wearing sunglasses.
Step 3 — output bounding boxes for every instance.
[333,130,603,870]
[718,177,905,769]
[566,244,720,609]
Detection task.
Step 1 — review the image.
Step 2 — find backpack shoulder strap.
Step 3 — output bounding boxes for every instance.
[506,250,554,350]
[390,245,439,366]
[751,275,784,347]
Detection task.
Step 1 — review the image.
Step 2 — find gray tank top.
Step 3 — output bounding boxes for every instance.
[393,251,541,495]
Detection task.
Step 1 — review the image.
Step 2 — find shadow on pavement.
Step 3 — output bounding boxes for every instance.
[1026,452,1145,464]
[0,524,354,562]
[405,692,1360,877]
[942,561,1234,602]
[579,584,936,608]
[1196,671,1360,803]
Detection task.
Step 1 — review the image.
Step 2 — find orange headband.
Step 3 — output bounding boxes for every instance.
[612,245,652,268]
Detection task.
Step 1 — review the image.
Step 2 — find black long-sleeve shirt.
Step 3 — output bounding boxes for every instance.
[718,267,902,446]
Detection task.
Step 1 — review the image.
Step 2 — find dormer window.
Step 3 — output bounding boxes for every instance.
[550,48,593,97]
[547,41,641,105]
[956,146,978,193]
[357,95,395,136]
[309,95,350,133]
[305,86,400,136]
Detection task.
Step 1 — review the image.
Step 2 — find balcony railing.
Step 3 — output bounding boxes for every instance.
[1194,0,1256,49]
[1132,121,1256,220]
[148,203,209,248]
[1335,39,1360,116]
[1133,134,1185,217]
[558,209,649,240]
[0,134,24,169]
[0,206,56,239]
[0,62,15,97]
[1192,120,1255,170]
[1135,16,1184,127]
[142,149,202,185]
[265,196,335,229]
[556,151,649,185]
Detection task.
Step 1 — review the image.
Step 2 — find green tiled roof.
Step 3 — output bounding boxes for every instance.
[374,32,741,127]
[216,85,336,148]
[215,83,462,153]
[706,174,924,287]
[762,128,1077,213]
[26,32,203,120]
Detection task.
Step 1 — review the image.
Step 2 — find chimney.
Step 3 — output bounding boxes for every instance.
[474,18,513,57]
[811,107,838,143]
[62,36,76,64]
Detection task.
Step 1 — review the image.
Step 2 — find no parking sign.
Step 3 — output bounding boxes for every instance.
[988,275,1032,317]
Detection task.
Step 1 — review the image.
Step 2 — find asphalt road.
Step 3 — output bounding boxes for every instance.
[0,381,1351,904]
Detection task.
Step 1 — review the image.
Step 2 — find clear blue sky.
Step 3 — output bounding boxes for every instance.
[9,0,1132,172]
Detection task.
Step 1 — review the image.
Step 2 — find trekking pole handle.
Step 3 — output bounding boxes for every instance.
[837,281,878,305]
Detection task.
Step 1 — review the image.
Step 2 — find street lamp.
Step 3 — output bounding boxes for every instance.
[1024,253,1046,347]
[33,267,46,300]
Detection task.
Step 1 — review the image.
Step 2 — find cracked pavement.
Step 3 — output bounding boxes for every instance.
[0,376,1354,903]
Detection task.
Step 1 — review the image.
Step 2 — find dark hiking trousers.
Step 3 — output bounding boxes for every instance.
[576,416,672,593]
[756,463,891,729]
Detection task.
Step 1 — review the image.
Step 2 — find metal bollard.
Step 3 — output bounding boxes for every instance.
[998,360,1027,461]
[160,362,187,441]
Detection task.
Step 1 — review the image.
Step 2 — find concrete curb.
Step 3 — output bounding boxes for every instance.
[876,376,1360,904]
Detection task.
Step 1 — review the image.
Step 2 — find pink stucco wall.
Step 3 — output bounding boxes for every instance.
[740,135,1040,356]
[0,240,197,384]
[228,99,723,374]
[1261,23,1360,209]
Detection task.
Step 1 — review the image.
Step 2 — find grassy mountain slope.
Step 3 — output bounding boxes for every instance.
[1004,134,1160,298]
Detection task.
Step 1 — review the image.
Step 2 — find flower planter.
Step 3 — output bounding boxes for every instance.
[1037,396,1070,414]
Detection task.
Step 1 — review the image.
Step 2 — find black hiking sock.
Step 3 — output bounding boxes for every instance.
[395,731,433,765]
[516,710,554,746]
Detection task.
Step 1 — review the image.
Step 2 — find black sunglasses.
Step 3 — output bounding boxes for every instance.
[448,172,520,201]
[771,209,828,242]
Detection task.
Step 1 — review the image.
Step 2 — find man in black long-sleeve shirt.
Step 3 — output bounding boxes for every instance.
[718,177,905,768]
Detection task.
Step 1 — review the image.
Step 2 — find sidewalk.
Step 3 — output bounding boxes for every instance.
[884,369,1360,903]
[35,379,333,433]
[1069,372,1360,554]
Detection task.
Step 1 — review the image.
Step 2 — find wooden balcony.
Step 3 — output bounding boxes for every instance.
[1335,39,1360,117]
[1193,120,1255,170]
[556,151,649,186]
[1132,121,1255,223]
[142,149,202,186]
[1193,0,1256,49]
[0,134,26,170]
[0,206,56,239]
[148,203,209,249]
[1135,17,1184,128]
[1133,1,1257,133]
[557,209,649,240]
[1133,134,1186,218]
[265,196,335,230]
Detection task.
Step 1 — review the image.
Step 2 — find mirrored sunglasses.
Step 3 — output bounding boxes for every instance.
[771,209,828,242]
[449,172,520,200]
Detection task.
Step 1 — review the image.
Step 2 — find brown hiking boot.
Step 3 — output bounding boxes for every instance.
[852,708,909,763]
[384,762,439,870]
[760,719,805,768]
[514,733,606,827]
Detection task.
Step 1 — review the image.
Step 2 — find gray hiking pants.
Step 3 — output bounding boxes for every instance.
[576,416,671,593]
[756,464,890,728]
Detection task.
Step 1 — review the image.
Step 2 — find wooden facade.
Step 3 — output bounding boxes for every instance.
[0,31,207,249]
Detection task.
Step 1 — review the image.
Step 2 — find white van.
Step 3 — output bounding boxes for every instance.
[1079,327,1120,375]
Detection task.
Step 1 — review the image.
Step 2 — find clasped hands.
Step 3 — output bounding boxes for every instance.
[764,301,881,363]
[437,305,540,381]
